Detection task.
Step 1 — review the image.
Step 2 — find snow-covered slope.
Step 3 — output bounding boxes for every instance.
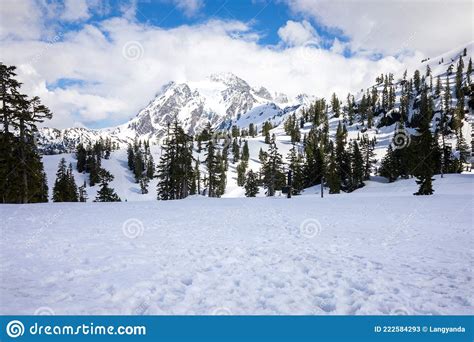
[1,174,472,314]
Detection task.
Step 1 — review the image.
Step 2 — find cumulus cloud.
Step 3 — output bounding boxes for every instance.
[1,2,424,129]
[284,0,473,56]
[278,20,320,46]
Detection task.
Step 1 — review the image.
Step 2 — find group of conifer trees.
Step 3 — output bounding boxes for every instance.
[242,118,375,197]
[0,63,51,203]
[155,121,227,199]
[127,139,154,194]
[378,55,471,194]
[69,138,121,202]
[52,158,82,202]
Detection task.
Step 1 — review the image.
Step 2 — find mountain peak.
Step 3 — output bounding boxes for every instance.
[209,72,249,88]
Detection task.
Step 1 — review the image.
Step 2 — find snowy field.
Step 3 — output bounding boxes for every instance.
[0,174,472,315]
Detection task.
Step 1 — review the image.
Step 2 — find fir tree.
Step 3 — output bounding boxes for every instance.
[78,180,88,202]
[156,120,194,200]
[467,58,472,85]
[349,140,364,191]
[379,146,398,182]
[241,140,249,162]
[413,88,436,195]
[331,93,340,117]
[76,143,87,173]
[0,63,51,203]
[261,135,285,196]
[360,134,376,180]
[139,176,149,194]
[303,127,325,187]
[326,149,340,194]
[52,158,78,202]
[193,159,201,195]
[335,122,351,191]
[244,170,259,197]
[95,169,121,202]
[236,161,247,187]
[127,143,135,171]
[232,138,240,163]
[287,144,305,195]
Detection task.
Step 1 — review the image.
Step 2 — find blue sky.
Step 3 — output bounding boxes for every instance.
[54,0,346,51]
[0,0,471,128]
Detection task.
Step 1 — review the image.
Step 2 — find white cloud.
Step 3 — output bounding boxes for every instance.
[61,0,90,22]
[285,0,473,56]
[170,0,204,17]
[1,8,424,129]
[330,38,346,55]
[278,20,320,46]
[0,0,44,40]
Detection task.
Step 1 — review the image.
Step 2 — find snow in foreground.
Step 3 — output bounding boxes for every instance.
[0,174,473,315]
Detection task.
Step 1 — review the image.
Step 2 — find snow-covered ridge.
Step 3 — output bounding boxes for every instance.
[37,73,313,152]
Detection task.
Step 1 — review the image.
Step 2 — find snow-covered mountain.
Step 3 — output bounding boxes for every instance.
[38,73,314,153]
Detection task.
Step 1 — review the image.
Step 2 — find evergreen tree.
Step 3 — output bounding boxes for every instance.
[349,140,364,191]
[193,159,201,195]
[260,135,285,196]
[262,121,272,144]
[0,63,52,203]
[87,153,101,186]
[205,140,219,197]
[248,123,256,137]
[467,58,472,85]
[139,176,149,194]
[78,180,88,202]
[156,120,194,200]
[335,122,351,191]
[241,140,249,162]
[379,146,398,182]
[326,149,340,194]
[287,144,305,195]
[76,143,87,173]
[413,70,421,93]
[244,170,259,197]
[52,158,78,202]
[413,88,436,195]
[232,138,240,163]
[236,161,247,187]
[216,151,227,196]
[303,127,325,187]
[127,143,135,170]
[95,169,121,202]
[145,153,154,179]
[359,134,376,180]
[331,93,340,117]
